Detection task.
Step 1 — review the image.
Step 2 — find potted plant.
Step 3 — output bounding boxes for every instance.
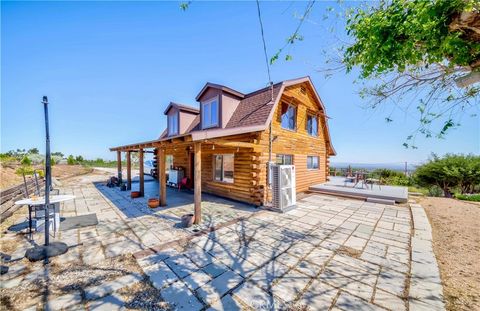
[130,191,141,198]
[148,198,160,208]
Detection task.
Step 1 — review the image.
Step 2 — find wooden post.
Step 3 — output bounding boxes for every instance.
[139,149,144,197]
[116,151,122,182]
[193,142,202,224]
[126,151,132,190]
[158,148,167,206]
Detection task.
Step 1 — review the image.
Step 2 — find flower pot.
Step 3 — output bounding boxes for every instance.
[148,198,160,208]
[181,214,195,228]
[130,191,141,198]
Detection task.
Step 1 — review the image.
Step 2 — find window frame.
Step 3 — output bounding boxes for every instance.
[167,112,179,136]
[280,102,297,131]
[213,154,234,183]
[307,113,318,137]
[276,154,294,165]
[307,156,320,170]
[202,96,220,129]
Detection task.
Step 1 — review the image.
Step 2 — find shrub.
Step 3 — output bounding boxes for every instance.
[415,154,480,197]
[75,155,84,163]
[15,165,34,176]
[455,193,480,202]
[385,175,412,186]
[67,155,76,165]
[20,156,32,166]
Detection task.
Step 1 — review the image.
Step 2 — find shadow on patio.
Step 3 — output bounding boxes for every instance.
[94,176,259,231]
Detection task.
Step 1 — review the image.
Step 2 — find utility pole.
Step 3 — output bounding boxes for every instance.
[404,161,408,176]
[43,96,51,246]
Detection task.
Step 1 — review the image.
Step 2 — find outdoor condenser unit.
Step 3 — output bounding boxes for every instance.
[271,164,297,212]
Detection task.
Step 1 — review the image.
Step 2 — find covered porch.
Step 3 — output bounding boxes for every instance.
[109,133,264,224]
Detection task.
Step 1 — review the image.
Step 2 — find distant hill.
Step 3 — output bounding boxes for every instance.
[330,162,419,172]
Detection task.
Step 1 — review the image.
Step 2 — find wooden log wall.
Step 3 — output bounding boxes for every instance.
[255,82,331,204]
[0,178,45,223]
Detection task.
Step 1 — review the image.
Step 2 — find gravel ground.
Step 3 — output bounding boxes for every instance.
[0,254,142,310]
[420,197,480,311]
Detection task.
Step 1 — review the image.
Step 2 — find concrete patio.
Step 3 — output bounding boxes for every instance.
[0,170,444,311]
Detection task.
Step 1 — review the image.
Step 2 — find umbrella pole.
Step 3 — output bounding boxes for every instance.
[43,96,51,246]
[24,96,68,262]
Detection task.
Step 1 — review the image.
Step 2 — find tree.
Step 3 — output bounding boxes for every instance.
[75,155,84,163]
[20,156,32,166]
[341,0,480,145]
[52,151,64,158]
[67,155,76,165]
[28,148,39,154]
[415,154,480,197]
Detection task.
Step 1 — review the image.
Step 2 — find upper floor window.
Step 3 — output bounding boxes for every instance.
[281,103,296,130]
[214,154,234,183]
[307,156,319,169]
[168,113,178,136]
[202,98,219,129]
[276,154,293,165]
[307,114,318,136]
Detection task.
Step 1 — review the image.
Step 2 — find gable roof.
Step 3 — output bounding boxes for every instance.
[195,82,245,101]
[163,102,199,115]
[111,76,335,155]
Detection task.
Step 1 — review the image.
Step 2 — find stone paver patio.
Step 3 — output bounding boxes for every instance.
[0,170,444,310]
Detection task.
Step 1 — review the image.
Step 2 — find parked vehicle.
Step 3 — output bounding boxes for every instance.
[144,160,155,175]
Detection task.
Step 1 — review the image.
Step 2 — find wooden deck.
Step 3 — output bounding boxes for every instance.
[309,176,408,203]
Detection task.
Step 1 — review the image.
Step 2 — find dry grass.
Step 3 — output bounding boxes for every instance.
[420,197,480,311]
[0,164,92,190]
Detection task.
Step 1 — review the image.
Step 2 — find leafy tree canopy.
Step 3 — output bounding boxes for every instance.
[345,0,480,77]
[415,153,480,197]
[342,0,480,145]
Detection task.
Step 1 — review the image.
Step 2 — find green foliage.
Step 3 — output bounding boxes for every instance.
[179,1,191,11]
[20,156,32,166]
[75,155,84,163]
[414,153,480,197]
[52,151,64,158]
[344,0,479,78]
[15,165,34,176]
[342,0,480,142]
[67,155,76,165]
[455,193,480,202]
[28,148,39,154]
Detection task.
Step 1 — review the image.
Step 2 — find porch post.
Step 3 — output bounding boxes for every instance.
[194,142,202,224]
[116,150,122,183]
[126,151,132,190]
[139,149,144,197]
[158,148,167,206]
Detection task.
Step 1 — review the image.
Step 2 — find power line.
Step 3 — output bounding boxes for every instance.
[255,0,273,90]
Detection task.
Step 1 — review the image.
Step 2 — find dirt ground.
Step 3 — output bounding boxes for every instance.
[420,197,480,311]
[0,164,92,190]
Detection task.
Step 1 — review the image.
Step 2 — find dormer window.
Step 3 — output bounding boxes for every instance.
[202,97,219,129]
[168,112,178,136]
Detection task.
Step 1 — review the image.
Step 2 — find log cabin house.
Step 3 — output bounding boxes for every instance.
[110,76,335,223]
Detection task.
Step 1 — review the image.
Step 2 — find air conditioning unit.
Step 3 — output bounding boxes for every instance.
[271,164,296,212]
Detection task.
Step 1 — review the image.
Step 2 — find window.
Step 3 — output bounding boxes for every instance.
[214,154,234,183]
[307,156,319,169]
[168,113,178,136]
[202,98,219,129]
[307,114,318,136]
[281,103,296,130]
[276,154,293,165]
[165,155,173,173]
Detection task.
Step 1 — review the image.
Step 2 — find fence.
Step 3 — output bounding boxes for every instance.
[0,177,45,223]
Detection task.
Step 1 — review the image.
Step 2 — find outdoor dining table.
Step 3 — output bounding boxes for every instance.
[15,195,75,233]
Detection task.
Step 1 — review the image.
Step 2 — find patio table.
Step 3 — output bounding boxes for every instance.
[15,195,75,232]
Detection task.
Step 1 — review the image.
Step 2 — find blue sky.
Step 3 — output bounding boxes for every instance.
[2,1,479,164]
